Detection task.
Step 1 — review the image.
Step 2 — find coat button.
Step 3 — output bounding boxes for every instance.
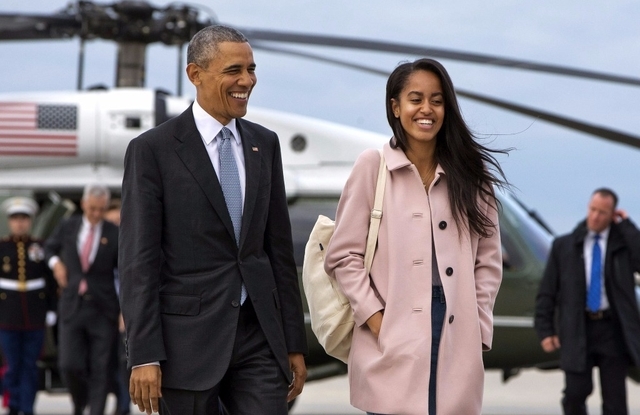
[449,315,455,324]
[446,267,453,276]
[231,300,240,308]
[439,221,447,230]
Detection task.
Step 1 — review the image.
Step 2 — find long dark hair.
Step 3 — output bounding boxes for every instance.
[386,58,508,238]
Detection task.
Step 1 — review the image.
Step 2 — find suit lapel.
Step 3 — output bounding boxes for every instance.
[71,216,84,271]
[604,224,625,281]
[606,225,625,255]
[237,119,261,248]
[174,108,236,243]
[572,224,588,293]
[91,222,111,270]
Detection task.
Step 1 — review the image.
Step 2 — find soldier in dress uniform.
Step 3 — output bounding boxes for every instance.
[0,197,57,415]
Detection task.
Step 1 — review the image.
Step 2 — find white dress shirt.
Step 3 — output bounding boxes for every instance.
[192,100,246,210]
[583,227,610,311]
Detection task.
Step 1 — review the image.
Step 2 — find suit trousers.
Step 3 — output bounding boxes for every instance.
[160,300,288,415]
[58,297,118,415]
[562,314,630,415]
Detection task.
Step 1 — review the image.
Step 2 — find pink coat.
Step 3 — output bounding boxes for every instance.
[324,143,502,415]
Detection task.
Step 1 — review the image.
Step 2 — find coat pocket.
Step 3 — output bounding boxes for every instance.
[160,293,201,316]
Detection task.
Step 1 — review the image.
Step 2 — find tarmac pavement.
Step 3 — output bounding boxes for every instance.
[29,368,640,414]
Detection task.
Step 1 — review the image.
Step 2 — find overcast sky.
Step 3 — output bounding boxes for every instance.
[1,0,639,234]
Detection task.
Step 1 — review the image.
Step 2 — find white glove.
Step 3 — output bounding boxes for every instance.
[46,311,57,327]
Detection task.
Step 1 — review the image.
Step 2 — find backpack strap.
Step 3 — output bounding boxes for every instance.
[364,149,387,272]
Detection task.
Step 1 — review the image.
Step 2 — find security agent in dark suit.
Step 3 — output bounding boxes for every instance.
[0,197,57,415]
[535,188,640,415]
[44,184,119,415]
[119,25,307,415]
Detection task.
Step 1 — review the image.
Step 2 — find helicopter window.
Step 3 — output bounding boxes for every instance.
[125,117,142,129]
[290,134,307,152]
[498,191,553,264]
[500,228,525,271]
[288,197,339,268]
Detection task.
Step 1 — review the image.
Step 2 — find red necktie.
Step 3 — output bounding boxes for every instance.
[79,225,95,295]
[80,225,95,272]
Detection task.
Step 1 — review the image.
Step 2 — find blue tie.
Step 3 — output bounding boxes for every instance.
[587,234,602,312]
[218,127,247,304]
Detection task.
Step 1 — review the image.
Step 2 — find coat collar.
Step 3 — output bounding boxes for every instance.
[382,139,446,182]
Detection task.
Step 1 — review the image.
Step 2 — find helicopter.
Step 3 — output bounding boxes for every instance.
[1,0,640,398]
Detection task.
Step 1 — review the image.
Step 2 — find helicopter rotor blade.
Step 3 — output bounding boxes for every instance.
[455,90,640,150]
[0,2,214,45]
[242,28,640,87]
[3,6,638,87]
[0,14,80,40]
[252,42,640,150]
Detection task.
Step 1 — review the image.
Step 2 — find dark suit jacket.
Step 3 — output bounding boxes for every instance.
[535,218,640,372]
[44,215,119,322]
[119,106,307,391]
[0,236,57,330]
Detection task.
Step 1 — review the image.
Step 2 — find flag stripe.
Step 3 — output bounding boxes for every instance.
[0,133,77,140]
[0,141,77,148]
[0,114,37,120]
[0,123,38,129]
[0,150,77,157]
[0,103,37,110]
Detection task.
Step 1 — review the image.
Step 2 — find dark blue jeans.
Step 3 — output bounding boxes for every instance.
[367,285,446,415]
[429,285,446,414]
[0,328,45,414]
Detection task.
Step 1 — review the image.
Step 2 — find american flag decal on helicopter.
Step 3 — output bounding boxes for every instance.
[0,102,78,156]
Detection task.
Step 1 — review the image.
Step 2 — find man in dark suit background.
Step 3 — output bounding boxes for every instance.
[119,25,307,415]
[535,188,640,415]
[45,184,119,415]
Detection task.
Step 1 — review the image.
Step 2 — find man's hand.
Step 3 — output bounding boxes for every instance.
[614,209,629,223]
[52,261,68,288]
[541,335,561,353]
[287,353,307,402]
[130,365,162,414]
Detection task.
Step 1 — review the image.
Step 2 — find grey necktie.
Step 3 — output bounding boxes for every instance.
[218,127,247,304]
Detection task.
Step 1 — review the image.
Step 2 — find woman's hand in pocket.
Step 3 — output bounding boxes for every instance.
[366,311,384,338]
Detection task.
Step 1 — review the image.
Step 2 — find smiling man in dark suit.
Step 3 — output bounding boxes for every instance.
[45,183,120,415]
[119,25,307,415]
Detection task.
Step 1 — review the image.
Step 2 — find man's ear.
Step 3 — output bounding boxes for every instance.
[186,63,201,86]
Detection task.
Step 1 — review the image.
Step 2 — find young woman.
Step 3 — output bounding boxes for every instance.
[324,58,507,415]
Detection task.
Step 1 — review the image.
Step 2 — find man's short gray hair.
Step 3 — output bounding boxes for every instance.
[187,25,249,69]
[82,183,111,202]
